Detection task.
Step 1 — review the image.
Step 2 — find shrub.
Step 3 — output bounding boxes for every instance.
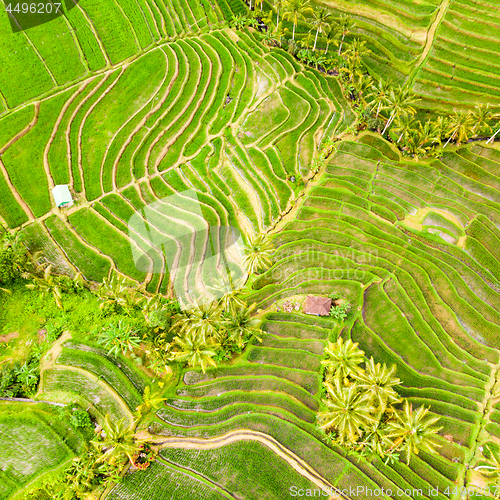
[0,248,20,285]
[70,409,92,429]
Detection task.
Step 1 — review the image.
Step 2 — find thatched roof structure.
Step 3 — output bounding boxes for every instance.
[304,295,331,316]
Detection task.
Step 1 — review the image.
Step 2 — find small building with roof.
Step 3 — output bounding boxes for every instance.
[304,295,332,316]
[52,185,73,208]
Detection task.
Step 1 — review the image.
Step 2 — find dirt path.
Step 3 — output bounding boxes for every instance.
[407,0,451,86]
[141,429,346,500]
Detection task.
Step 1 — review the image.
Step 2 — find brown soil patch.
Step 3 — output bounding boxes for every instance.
[0,332,19,343]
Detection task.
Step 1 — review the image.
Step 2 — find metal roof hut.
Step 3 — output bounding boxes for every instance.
[304,295,332,316]
[52,185,73,208]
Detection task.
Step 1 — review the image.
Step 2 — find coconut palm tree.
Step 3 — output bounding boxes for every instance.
[25,264,64,309]
[352,357,401,411]
[344,38,370,70]
[170,331,218,373]
[282,0,313,41]
[274,0,284,25]
[472,104,498,136]
[222,302,263,347]
[476,444,500,490]
[443,111,475,147]
[366,79,391,119]
[487,123,500,144]
[310,7,332,50]
[298,31,315,49]
[337,14,354,56]
[354,74,373,104]
[386,400,442,465]
[136,386,167,416]
[324,22,339,54]
[382,86,419,135]
[91,415,141,464]
[403,130,429,160]
[361,417,393,458]
[321,337,365,382]
[318,378,376,444]
[393,114,414,144]
[243,233,274,274]
[171,301,222,341]
[98,273,145,314]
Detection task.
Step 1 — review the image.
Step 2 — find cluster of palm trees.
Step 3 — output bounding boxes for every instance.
[92,233,273,374]
[318,338,442,464]
[359,82,500,158]
[232,0,500,158]
[233,0,357,73]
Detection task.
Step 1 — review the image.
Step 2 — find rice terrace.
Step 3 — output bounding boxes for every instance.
[1,0,500,498]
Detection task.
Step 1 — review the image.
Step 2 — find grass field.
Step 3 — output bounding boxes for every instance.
[0,402,82,499]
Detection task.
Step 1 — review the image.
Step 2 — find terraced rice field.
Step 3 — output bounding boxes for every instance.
[0,402,82,499]
[307,0,500,111]
[2,0,500,498]
[105,137,500,498]
[0,4,350,295]
[38,336,148,424]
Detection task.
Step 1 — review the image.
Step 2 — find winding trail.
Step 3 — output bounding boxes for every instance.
[407,0,451,86]
[141,429,347,500]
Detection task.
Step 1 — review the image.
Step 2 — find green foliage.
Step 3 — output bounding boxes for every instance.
[329,301,350,321]
[96,321,142,357]
[70,409,92,429]
[318,337,441,464]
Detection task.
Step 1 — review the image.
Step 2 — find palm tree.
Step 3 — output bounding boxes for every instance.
[382,86,419,135]
[25,264,63,309]
[443,111,475,147]
[386,400,442,465]
[472,104,498,136]
[324,22,339,54]
[170,331,218,373]
[310,8,332,51]
[393,114,414,144]
[321,337,365,382]
[97,321,141,357]
[282,0,313,41]
[354,74,373,104]
[403,130,429,160]
[476,444,500,490]
[222,302,263,347]
[98,273,144,313]
[352,358,401,411]
[361,417,393,458]
[487,123,500,144]
[318,378,376,444]
[337,14,354,56]
[344,38,370,70]
[366,79,391,119]
[171,301,222,341]
[91,415,141,464]
[274,0,284,26]
[136,386,167,416]
[261,30,280,46]
[243,233,274,274]
[298,32,314,49]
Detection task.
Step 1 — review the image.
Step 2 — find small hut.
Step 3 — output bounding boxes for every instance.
[304,295,332,316]
[52,185,73,208]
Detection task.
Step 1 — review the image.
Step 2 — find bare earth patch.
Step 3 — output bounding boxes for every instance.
[0,332,19,343]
